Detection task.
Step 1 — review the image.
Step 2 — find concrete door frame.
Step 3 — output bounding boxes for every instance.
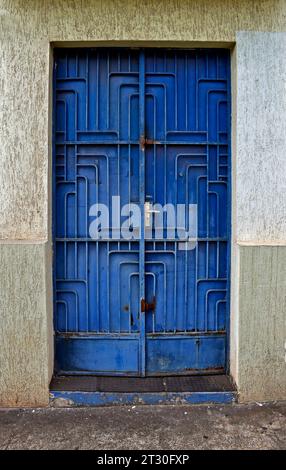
[48,40,236,394]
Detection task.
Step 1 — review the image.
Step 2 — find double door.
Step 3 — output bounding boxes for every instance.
[54,48,230,376]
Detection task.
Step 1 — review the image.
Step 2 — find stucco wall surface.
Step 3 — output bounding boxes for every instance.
[0,1,285,406]
[0,0,286,240]
[237,246,286,402]
[0,243,52,407]
[236,32,286,243]
[230,32,286,400]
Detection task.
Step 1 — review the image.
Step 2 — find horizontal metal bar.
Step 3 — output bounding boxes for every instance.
[55,140,227,146]
[55,238,228,242]
[56,331,226,339]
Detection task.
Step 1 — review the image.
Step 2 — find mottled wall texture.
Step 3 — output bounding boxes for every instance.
[231,32,286,402]
[0,1,285,405]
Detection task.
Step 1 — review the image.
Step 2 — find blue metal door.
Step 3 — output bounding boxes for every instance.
[54,48,231,376]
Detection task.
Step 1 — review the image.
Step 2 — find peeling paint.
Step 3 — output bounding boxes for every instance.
[49,391,237,407]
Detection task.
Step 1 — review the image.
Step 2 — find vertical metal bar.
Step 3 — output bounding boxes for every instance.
[52,53,58,335]
[75,146,78,279]
[96,52,99,129]
[225,50,232,373]
[107,241,110,332]
[107,52,110,129]
[86,52,89,129]
[175,54,178,129]
[139,50,146,376]
[185,53,188,130]
[174,241,177,333]
[86,241,89,332]
[96,240,99,332]
[184,245,188,331]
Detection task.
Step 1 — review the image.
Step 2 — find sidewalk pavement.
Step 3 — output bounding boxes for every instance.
[0,401,285,450]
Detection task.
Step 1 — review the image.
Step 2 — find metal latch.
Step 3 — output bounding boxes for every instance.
[140,135,156,150]
[141,297,156,313]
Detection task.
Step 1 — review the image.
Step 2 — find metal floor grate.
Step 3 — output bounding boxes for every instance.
[50,375,235,393]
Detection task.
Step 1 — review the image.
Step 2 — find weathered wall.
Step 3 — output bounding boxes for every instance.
[237,246,286,402]
[236,32,286,244]
[0,1,285,405]
[0,0,285,240]
[231,32,286,401]
[0,243,52,407]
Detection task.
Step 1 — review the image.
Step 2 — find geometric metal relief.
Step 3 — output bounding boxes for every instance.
[54,49,230,375]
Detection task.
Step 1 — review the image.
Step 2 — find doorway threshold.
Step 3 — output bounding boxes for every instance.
[50,375,237,407]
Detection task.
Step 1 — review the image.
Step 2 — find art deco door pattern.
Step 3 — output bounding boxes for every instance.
[54,48,230,375]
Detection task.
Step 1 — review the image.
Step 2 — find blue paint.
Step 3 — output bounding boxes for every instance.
[139,51,146,376]
[225,58,232,374]
[50,390,236,407]
[146,335,226,374]
[53,49,231,376]
[56,336,139,374]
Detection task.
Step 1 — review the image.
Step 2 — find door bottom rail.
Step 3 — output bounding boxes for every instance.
[55,333,227,376]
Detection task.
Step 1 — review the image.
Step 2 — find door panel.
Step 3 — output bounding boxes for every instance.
[54,48,230,376]
[54,50,143,374]
[144,50,230,374]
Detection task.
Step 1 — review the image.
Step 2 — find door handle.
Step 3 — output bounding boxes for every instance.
[144,202,160,227]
